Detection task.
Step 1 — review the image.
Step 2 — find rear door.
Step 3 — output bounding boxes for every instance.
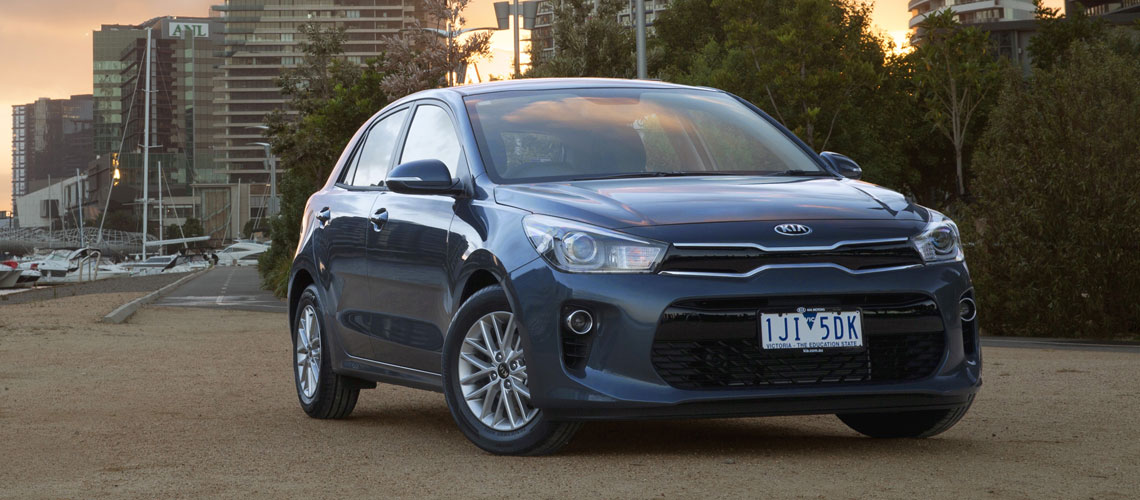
[365,101,465,372]
[313,106,410,360]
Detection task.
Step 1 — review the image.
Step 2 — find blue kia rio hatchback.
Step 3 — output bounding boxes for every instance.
[287,78,981,455]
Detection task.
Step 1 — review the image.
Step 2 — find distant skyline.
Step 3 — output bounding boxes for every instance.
[0,0,1064,213]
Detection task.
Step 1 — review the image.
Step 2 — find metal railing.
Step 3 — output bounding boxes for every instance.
[0,227,153,256]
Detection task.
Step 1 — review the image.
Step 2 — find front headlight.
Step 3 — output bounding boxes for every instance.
[912,210,963,263]
[523,214,668,273]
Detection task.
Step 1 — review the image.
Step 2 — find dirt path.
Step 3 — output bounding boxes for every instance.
[0,293,1137,499]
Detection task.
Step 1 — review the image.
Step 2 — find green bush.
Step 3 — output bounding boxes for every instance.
[964,42,1140,339]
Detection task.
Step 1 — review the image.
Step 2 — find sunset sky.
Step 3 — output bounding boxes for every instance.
[0,0,1063,213]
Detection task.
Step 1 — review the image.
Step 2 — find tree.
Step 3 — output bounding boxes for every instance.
[1028,0,1107,70]
[164,218,207,251]
[908,9,1005,198]
[525,0,636,78]
[654,0,916,190]
[381,0,491,93]
[966,41,1140,339]
[1027,0,1139,70]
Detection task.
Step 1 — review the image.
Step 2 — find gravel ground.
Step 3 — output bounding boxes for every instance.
[0,272,192,306]
[0,293,1137,499]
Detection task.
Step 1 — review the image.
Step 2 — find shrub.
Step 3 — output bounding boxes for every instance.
[965,42,1140,339]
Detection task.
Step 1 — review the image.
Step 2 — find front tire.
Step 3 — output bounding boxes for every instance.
[441,285,581,455]
[293,284,359,419]
[837,395,974,438]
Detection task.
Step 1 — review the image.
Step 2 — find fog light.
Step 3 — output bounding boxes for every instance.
[565,309,594,335]
[959,297,977,322]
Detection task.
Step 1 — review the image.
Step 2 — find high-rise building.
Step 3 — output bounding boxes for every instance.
[616,0,669,28]
[117,18,226,189]
[1073,0,1140,16]
[94,24,144,159]
[88,18,230,238]
[210,0,428,183]
[11,105,28,213]
[9,95,94,220]
[93,18,225,191]
[531,1,555,62]
[975,1,1140,74]
[909,0,1037,42]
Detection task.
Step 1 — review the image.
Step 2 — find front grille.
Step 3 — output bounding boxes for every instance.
[651,294,946,390]
[659,241,923,275]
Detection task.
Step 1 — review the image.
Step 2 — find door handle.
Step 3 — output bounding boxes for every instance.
[370,208,389,232]
[315,207,331,226]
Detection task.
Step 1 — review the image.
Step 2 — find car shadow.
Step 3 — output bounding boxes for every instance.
[342,403,982,458]
[559,418,981,457]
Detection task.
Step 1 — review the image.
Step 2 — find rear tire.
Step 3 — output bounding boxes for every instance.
[837,395,974,438]
[293,284,359,419]
[441,285,581,455]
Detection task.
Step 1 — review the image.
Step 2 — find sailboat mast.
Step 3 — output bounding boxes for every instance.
[158,160,163,245]
[141,27,152,260]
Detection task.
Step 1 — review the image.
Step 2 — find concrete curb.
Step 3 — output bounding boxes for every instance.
[0,287,37,299]
[101,269,211,324]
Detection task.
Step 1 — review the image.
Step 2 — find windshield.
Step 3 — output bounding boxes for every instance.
[464,88,828,183]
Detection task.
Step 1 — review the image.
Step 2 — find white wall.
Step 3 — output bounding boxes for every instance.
[14,176,86,229]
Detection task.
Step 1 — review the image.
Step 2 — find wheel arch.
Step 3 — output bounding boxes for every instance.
[459,269,500,305]
[452,248,515,311]
[288,265,317,327]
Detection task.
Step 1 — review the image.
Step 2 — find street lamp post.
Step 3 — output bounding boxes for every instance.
[95,153,122,246]
[494,1,538,77]
[247,125,278,218]
[513,0,520,76]
[636,0,647,79]
[250,142,278,217]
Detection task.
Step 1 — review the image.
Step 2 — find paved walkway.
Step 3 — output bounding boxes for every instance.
[152,265,287,314]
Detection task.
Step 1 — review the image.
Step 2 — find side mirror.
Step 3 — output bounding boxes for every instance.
[386,159,461,195]
[820,152,862,180]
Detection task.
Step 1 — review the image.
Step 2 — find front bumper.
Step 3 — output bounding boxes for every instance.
[505,257,981,421]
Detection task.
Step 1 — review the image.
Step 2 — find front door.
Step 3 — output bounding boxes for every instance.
[366,102,463,373]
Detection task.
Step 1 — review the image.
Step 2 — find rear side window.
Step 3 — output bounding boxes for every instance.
[344,108,409,187]
[399,104,462,178]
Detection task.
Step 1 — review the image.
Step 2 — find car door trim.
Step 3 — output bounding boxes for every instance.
[344,352,442,377]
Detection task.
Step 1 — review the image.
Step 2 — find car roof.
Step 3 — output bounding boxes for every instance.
[407,78,720,100]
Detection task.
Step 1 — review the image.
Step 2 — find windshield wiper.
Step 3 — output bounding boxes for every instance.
[765,169,835,177]
[570,171,740,181]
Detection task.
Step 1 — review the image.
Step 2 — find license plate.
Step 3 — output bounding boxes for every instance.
[760,309,863,350]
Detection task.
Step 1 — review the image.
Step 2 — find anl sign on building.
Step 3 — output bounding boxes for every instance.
[169,22,208,38]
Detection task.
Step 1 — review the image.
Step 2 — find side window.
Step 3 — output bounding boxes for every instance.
[348,108,408,187]
[399,104,462,178]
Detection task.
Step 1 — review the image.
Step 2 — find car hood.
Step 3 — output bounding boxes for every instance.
[494,176,926,229]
